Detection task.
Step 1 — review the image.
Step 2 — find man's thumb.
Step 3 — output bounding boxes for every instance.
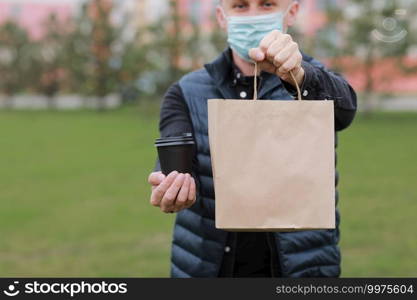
[249,48,265,62]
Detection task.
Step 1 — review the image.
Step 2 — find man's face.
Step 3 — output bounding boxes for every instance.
[216,0,298,32]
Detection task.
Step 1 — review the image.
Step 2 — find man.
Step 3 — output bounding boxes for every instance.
[147,0,357,278]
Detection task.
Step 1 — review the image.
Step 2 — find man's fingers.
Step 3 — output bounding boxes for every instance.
[273,42,297,69]
[160,173,186,213]
[277,53,300,76]
[249,48,276,75]
[266,34,290,62]
[185,177,197,209]
[148,171,166,186]
[251,32,300,78]
[258,60,277,74]
[259,29,282,53]
[173,174,191,212]
[150,171,178,207]
[151,173,197,213]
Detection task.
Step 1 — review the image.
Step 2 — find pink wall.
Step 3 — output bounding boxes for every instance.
[201,0,214,30]
[298,0,327,37]
[0,1,72,40]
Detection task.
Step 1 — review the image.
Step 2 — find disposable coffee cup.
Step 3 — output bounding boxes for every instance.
[155,133,195,175]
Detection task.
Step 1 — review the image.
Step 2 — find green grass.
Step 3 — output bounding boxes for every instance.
[0,105,416,277]
[338,112,417,277]
[0,102,175,277]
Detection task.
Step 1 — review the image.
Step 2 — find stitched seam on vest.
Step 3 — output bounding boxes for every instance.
[173,242,217,268]
[172,243,202,266]
[197,194,215,205]
[173,235,208,265]
[174,237,218,267]
[291,263,340,277]
[174,224,218,265]
[196,166,213,178]
[316,264,340,268]
[187,206,216,222]
[289,245,339,275]
[198,149,210,155]
[286,242,337,257]
[176,222,219,246]
[291,264,340,276]
[189,205,215,222]
[171,259,191,277]
[180,70,213,87]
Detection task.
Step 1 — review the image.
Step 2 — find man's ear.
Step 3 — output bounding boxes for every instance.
[216,5,227,31]
[284,1,299,29]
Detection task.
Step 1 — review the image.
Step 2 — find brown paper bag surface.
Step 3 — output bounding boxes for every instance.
[208,97,335,232]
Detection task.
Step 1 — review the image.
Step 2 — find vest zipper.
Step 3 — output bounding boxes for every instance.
[266,232,275,277]
[266,232,282,277]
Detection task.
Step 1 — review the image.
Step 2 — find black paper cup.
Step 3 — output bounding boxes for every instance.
[155,133,195,175]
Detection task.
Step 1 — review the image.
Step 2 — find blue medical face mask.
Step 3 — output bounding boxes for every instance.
[222,5,292,62]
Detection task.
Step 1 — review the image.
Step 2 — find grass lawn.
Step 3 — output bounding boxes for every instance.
[338,111,417,277]
[0,103,416,277]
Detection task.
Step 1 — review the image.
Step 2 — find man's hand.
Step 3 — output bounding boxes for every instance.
[148,171,197,213]
[249,30,305,87]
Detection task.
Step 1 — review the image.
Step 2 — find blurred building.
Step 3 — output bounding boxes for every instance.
[0,0,79,39]
[1,0,415,94]
[0,0,339,39]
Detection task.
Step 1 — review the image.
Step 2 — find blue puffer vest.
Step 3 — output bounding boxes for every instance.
[170,49,341,278]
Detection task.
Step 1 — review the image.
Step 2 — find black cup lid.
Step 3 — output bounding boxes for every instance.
[155,140,195,147]
[155,133,194,143]
[155,137,194,144]
[156,133,192,139]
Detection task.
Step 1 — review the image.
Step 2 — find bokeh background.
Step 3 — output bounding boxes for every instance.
[1,0,416,277]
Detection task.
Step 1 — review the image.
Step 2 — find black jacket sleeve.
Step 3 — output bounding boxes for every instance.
[283,54,358,132]
[153,82,200,193]
[153,82,193,172]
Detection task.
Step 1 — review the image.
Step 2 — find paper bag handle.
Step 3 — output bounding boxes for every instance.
[253,62,302,101]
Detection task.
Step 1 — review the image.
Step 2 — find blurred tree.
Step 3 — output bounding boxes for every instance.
[62,3,93,98]
[63,0,144,110]
[144,0,227,98]
[31,14,68,109]
[209,13,227,55]
[88,0,118,110]
[0,21,33,107]
[115,27,155,104]
[1,3,149,109]
[188,20,203,70]
[144,0,189,95]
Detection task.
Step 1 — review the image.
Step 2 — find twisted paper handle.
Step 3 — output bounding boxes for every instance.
[253,62,302,101]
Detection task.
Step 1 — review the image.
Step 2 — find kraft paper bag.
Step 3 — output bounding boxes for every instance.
[208,69,335,232]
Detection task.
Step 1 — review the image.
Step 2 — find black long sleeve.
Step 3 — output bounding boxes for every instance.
[283,58,358,132]
[159,82,193,137]
[153,82,193,173]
